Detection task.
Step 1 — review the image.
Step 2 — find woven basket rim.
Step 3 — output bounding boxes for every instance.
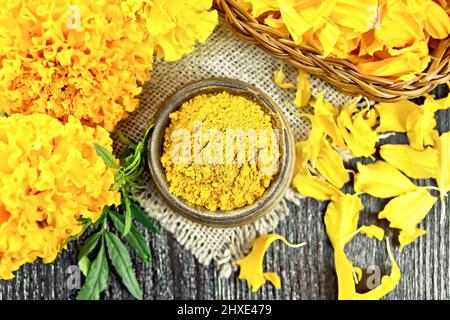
[214,0,450,102]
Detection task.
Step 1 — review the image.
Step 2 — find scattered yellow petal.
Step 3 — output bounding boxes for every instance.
[315,139,350,189]
[293,70,311,107]
[406,105,439,150]
[435,132,450,197]
[361,225,385,241]
[273,67,296,89]
[378,189,437,250]
[324,194,363,248]
[354,161,419,198]
[398,228,427,251]
[236,234,305,292]
[292,172,342,201]
[375,100,419,133]
[355,238,401,300]
[380,144,438,179]
[310,94,347,149]
[337,102,379,157]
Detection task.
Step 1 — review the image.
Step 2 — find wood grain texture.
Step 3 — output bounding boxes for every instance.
[0,86,448,300]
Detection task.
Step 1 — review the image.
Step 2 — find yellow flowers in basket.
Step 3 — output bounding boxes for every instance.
[239,0,450,79]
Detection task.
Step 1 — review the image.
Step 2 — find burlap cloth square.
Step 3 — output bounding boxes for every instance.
[115,24,353,278]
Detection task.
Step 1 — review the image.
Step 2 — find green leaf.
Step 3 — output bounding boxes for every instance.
[93,143,119,169]
[105,231,143,300]
[77,230,103,261]
[109,211,152,262]
[122,193,132,237]
[77,239,109,300]
[118,132,137,149]
[78,256,91,276]
[131,202,160,234]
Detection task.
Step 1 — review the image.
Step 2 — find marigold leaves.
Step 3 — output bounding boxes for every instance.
[361,225,385,241]
[380,144,438,179]
[236,234,305,292]
[354,161,419,198]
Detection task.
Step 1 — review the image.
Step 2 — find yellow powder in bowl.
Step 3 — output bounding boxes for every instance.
[161,91,280,211]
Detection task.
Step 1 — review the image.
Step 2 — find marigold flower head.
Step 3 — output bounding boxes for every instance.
[0,113,120,279]
[0,0,155,131]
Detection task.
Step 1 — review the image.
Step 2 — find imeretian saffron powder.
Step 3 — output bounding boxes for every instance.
[161,91,280,211]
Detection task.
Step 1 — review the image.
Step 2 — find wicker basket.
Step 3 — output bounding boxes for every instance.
[213,0,450,102]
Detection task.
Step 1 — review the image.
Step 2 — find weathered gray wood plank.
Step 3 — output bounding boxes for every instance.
[0,86,448,300]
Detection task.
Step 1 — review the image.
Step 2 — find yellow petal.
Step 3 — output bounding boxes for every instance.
[375,100,420,133]
[293,70,311,107]
[310,94,346,149]
[424,1,450,39]
[398,228,427,251]
[361,225,385,241]
[337,102,379,157]
[406,106,439,150]
[379,144,438,179]
[236,234,305,292]
[273,66,296,89]
[278,0,310,44]
[324,194,363,248]
[315,138,350,189]
[355,52,423,79]
[436,132,450,195]
[292,172,342,201]
[355,238,401,300]
[378,189,437,249]
[354,161,418,198]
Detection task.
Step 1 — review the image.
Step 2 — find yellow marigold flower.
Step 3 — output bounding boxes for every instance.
[0,114,120,280]
[137,0,218,61]
[0,0,154,132]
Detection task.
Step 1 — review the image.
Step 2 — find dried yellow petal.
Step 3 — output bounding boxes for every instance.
[273,67,296,89]
[406,105,439,150]
[355,239,401,300]
[375,100,419,133]
[324,194,363,248]
[378,189,437,250]
[354,161,419,198]
[236,234,305,292]
[398,228,427,251]
[315,139,350,189]
[337,102,379,157]
[361,225,385,241]
[293,70,311,107]
[380,144,438,179]
[292,173,342,201]
[435,132,450,197]
[310,94,346,149]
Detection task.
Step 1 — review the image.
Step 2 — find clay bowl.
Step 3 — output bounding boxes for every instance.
[147,78,295,227]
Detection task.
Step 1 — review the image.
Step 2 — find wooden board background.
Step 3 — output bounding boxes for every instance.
[0,86,449,300]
